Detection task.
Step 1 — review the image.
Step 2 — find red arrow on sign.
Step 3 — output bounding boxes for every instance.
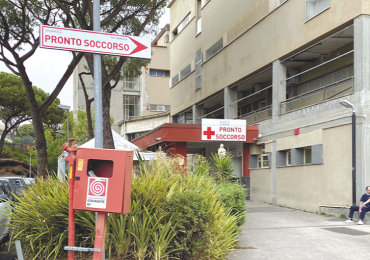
[129,37,148,55]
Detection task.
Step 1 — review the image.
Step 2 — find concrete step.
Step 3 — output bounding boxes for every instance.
[319,205,370,224]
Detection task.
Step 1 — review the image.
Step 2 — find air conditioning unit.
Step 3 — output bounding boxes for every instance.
[157,105,166,111]
[252,84,263,95]
[287,70,300,85]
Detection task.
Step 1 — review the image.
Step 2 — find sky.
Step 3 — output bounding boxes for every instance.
[0,8,170,110]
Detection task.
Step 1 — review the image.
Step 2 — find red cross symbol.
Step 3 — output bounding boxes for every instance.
[203,127,215,139]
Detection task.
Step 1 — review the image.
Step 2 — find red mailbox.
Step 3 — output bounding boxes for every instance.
[73,148,133,214]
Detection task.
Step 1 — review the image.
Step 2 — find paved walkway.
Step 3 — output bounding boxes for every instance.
[229,201,370,260]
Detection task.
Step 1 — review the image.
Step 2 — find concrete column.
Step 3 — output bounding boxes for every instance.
[271,141,277,205]
[354,15,370,200]
[354,15,370,92]
[272,60,287,118]
[224,87,238,119]
[193,104,204,124]
[242,143,251,199]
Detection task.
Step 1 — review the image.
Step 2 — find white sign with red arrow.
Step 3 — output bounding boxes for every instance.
[39,25,151,59]
[201,119,247,141]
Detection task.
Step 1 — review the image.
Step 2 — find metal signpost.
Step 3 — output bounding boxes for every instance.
[41,6,151,259]
[39,25,151,59]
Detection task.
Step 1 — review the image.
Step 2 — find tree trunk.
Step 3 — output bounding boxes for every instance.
[0,129,8,155]
[85,100,94,140]
[16,60,48,177]
[103,83,115,149]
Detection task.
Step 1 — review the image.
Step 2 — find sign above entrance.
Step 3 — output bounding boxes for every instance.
[39,25,151,59]
[201,119,247,141]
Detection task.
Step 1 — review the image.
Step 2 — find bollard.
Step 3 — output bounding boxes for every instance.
[15,240,24,260]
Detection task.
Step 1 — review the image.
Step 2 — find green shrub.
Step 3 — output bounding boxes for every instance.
[3,146,12,154]
[210,153,234,181]
[6,156,243,260]
[216,182,247,226]
[163,192,213,259]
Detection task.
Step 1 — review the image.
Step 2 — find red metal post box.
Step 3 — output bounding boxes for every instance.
[73,148,133,214]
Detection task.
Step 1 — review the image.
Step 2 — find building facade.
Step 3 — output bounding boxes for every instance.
[73,25,171,133]
[157,0,370,212]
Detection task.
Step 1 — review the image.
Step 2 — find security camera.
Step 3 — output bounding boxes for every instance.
[156,137,161,141]
[253,138,258,142]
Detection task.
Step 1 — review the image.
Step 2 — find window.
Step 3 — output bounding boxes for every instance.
[123,95,140,119]
[173,14,191,38]
[124,76,140,91]
[149,69,170,77]
[304,147,312,164]
[172,74,179,86]
[195,49,202,90]
[206,38,223,60]
[197,18,202,35]
[176,111,193,124]
[201,0,210,7]
[258,154,269,168]
[286,151,291,166]
[180,64,191,80]
[280,0,288,4]
[127,131,148,141]
[259,100,266,109]
[306,0,330,21]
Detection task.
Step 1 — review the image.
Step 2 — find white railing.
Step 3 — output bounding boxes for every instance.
[280,77,354,113]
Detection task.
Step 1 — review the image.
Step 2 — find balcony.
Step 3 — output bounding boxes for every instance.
[280,77,354,113]
[238,105,272,124]
[123,81,140,92]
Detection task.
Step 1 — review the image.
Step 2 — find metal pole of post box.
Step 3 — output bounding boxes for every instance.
[93,0,103,149]
[61,140,77,260]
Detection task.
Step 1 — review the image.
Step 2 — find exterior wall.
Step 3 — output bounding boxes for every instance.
[250,169,272,203]
[73,57,135,133]
[73,30,170,131]
[141,45,171,117]
[276,125,351,212]
[252,125,352,212]
[170,0,364,115]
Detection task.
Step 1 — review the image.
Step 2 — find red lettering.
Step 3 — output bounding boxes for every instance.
[76,39,82,46]
[102,42,107,48]
[71,38,76,45]
[64,37,70,45]
[96,41,101,48]
[57,37,63,44]
[51,36,57,43]
[124,44,129,51]
[113,43,118,50]
[84,39,89,47]
[45,35,51,42]
[107,42,112,49]
[118,43,123,50]
[90,40,95,47]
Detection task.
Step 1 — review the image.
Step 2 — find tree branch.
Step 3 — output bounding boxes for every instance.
[39,52,84,114]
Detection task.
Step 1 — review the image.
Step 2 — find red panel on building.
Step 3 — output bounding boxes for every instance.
[132,123,258,148]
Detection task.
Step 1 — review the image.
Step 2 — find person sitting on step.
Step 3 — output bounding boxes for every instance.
[344,186,370,225]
